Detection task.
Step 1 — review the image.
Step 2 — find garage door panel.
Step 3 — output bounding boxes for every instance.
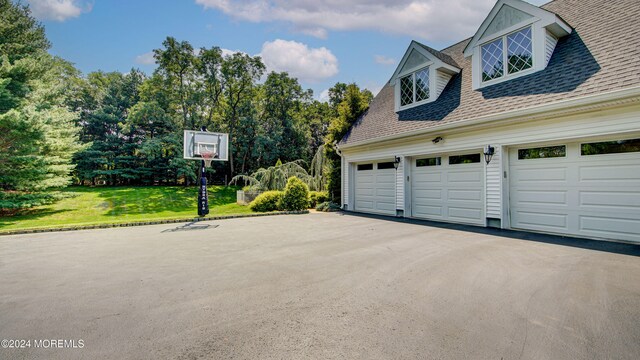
[449,207,483,222]
[514,190,567,205]
[375,201,396,212]
[413,189,442,200]
[579,164,640,184]
[447,169,483,182]
[510,143,640,242]
[413,172,442,184]
[355,163,396,215]
[356,188,374,197]
[579,216,640,238]
[513,211,568,230]
[579,191,640,209]
[376,172,395,182]
[512,167,567,182]
[448,189,482,201]
[414,205,443,217]
[412,155,484,225]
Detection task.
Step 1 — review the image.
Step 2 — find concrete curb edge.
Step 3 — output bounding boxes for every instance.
[0,210,310,236]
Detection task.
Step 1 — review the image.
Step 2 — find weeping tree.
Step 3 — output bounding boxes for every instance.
[230,155,327,192]
[308,145,328,192]
[230,160,311,191]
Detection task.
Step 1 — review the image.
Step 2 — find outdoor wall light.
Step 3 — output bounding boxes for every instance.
[484,145,495,164]
[394,156,401,170]
[432,136,443,144]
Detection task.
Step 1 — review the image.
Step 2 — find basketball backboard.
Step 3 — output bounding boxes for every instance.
[183,130,229,162]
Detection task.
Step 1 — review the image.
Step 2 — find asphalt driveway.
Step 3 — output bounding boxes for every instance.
[1,213,639,359]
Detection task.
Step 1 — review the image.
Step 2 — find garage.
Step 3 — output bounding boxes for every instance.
[509,138,640,242]
[354,161,396,215]
[411,152,485,225]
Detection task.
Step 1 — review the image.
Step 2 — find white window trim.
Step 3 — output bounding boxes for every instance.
[473,20,548,90]
[396,65,435,111]
[480,25,535,86]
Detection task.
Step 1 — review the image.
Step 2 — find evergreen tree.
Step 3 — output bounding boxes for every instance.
[0,0,83,211]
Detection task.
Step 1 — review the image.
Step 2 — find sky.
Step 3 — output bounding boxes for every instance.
[29,0,548,101]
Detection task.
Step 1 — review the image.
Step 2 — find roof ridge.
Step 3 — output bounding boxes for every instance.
[438,37,472,53]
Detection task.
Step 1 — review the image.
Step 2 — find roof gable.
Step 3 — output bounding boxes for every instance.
[391,41,460,84]
[481,4,533,39]
[399,49,428,75]
[463,0,571,57]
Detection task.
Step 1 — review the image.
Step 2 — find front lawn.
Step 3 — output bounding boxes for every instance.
[0,186,251,233]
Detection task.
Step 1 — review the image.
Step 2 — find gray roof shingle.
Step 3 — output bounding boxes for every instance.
[341,0,640,146]
[413,41,460,69]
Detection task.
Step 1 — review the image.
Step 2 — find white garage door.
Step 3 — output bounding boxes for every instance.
[354,161,396,215]
[509,138,640,242]
[411,153,485,225]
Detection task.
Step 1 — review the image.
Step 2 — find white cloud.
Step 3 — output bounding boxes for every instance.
[259,39,338,82]
[195,0,549,41]
[221,48,246,57]
[27,0,91,22]
[374,55,395,65]
[318,88,330,102]
[135,52,155,65]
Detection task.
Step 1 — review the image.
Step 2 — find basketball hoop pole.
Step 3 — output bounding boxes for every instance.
[198,126,210,217]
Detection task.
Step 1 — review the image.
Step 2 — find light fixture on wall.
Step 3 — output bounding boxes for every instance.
[394,156,401,170]
[432,136,443,144]
[484,145,495,164]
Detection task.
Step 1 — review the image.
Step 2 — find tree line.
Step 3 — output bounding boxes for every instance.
[0,0,372,212]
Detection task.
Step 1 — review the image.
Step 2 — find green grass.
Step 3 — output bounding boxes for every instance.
[0,186,252,233]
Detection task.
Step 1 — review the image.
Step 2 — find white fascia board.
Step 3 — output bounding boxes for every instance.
[340,85,640,150]
[545,15,572,37]
[435,63,461,75]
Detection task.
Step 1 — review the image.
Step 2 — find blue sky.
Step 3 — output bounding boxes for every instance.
[29,0,547,100]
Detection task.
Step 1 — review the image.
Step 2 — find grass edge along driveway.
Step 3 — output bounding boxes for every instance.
[0,186,252,233]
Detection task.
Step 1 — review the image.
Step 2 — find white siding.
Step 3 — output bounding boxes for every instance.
[485,146,502,218]
[342,157,348,208]
[545,30,558,65]
[396,158,404,210]
[436,71,453,98]
[341,105,640,224]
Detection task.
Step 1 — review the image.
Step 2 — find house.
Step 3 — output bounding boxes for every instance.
[338,0,640,243]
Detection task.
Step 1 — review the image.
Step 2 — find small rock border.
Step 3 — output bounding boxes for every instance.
[0,210,309,236]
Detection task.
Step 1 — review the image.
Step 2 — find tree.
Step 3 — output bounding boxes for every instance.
[0,0,49,63]
[0,1,83,211]
[153,37,198,129]
[221,52,265,176]
[72,71,144,185]
[256,72,309,166]
[328,82,348,115]
[197,46,224,127]
[324,83,373,202]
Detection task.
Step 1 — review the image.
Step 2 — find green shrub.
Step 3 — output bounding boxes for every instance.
[308,191,329,208]
[281,176,309,211]
[249,191,284,212]
[316,201,341,212]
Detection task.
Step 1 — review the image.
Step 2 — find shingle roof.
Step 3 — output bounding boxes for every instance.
[413,41,460,69]
[341,0,640,146]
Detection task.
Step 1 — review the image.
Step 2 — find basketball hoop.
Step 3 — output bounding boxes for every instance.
[200,151,215,168]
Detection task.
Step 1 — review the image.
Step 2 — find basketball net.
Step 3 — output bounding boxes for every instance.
[201,151,215,168]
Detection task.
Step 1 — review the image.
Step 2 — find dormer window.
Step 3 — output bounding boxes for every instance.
[481,26,533,83]
[400,67,430,106]
[464,0,572,90]
[392,42,461,112]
